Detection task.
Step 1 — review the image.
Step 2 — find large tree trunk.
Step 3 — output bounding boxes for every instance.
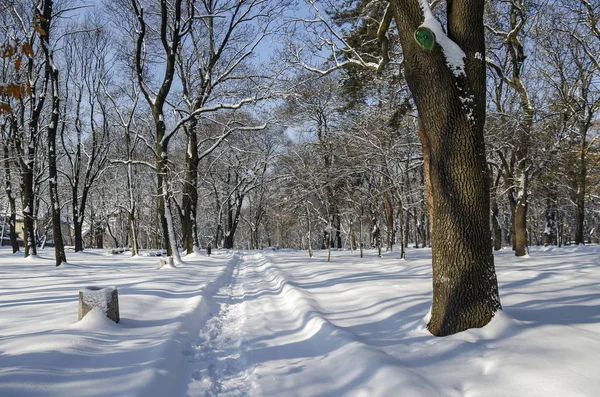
[306,204,313,258]
[223,233,234,249]
[391,0,501,336]
[128,207,138,256]
[47,94,67,266]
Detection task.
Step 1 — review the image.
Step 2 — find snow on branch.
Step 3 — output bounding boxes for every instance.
[291,0,386,76]
[163,95,268,144]
[418,0,466,78]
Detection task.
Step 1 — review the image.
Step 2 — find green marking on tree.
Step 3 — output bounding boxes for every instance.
[414,27,435,51]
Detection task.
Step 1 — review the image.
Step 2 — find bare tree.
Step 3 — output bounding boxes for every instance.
[121,0,197,263]
[60,21,112,252]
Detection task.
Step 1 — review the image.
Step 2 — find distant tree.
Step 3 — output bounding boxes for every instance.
[38,0,67,266]
[60,22,112,253]
[123,0,196,263]
[0,122,20,253]
[2,0,45,258]
[175,0,287,254]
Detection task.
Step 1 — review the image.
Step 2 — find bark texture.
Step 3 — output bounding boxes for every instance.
[391,0,501,335]
[2,138,20,253]
[40,0,67,266]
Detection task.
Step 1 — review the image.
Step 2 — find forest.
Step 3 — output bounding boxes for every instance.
[1,1,600,394]
[1,0,599,307]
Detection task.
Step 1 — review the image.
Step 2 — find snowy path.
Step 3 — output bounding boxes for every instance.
[0,249,238,397]
[184,253,253,397]
[179,247,600,397]
[183,252,439,397]
[3,246,600,396]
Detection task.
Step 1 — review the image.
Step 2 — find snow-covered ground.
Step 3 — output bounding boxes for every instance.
[1,246,600,396]
[0,249,237,396]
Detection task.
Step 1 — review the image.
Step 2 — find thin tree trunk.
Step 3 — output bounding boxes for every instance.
[156,138,172,255]
[327,220,332,262]
[306,205,313,258]
[2,141,19,253]
[335,213,342,249]
[490,172,502,251]
[181,124,199,254]
[514,181,528,256]
[126,128,138,256]
[40,0,66,266]
[384,193,394,251]
[491,202,502,251]
[399,203,406,260]
[359,205,364,258]
[574,128,587,245]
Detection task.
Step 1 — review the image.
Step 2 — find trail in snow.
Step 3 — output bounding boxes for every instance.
[184,253,255,397]
[180,247,600,397]
[3,247,600,396]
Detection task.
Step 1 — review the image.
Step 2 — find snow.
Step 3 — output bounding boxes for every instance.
[418,0,466,77]
[2,246,600,396]
[0,248,238,397]
[80,285,116,311]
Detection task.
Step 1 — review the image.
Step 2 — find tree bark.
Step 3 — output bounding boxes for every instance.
[399,208,406,260]
[543,197,556,246]
[307,204,313,258]
[384,193,394,251]
[490,170,502,251]
[491,200,502,251]
[40,0,67,266]
[2,139,20,253]
[223,194,243,249]
[181,124,199,254]
[391,0,501,335]
[417,119,434,229]
[514,196,528,256]
[574,125,588,245]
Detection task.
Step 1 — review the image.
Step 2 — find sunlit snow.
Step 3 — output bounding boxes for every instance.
[1,246,599,396]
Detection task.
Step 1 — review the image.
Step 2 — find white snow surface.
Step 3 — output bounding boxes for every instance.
[1,246,600,396]
[80,286,116,311]
[0,249,237,397]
